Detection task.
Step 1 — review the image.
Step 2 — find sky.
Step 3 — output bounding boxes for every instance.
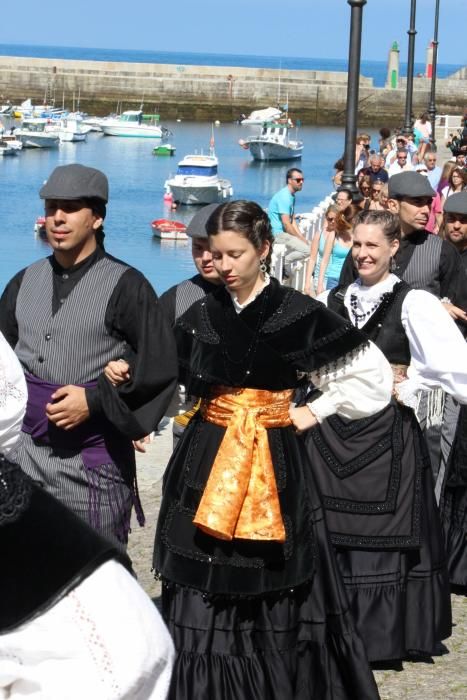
[1,0,466,66]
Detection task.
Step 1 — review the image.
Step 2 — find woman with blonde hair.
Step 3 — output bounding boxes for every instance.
[316,210,353,292]
[304,204,339,295]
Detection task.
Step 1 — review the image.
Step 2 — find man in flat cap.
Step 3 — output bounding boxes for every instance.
[0,163,178,547]
[443,191,467,261]
[108,204,224,448]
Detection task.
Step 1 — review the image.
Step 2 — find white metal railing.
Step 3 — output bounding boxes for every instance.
[270,194,335,293]
[435,114,463,140]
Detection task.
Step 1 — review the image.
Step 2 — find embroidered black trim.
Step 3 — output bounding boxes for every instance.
[326,408,387,438]
[319,407,404,514]
[0,458,32,526]
[268,428,287,492]
[177,303,220,345]
[260,289,297,333]
[183,418,207,491]
[313,430,393,479]
[161,500,294,567]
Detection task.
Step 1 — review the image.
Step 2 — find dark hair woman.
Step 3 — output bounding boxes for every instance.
[150,200,390,699]
[307,209,467,663]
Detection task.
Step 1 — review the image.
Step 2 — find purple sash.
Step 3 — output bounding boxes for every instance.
[22,373,144,528]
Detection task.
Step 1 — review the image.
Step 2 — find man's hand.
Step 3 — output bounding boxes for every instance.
[289,405,318,434]
[46,385,90,430]
[442,302,467,323]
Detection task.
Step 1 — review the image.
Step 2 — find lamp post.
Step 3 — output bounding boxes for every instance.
[403,0,417,136]
[427,0,440,151]
[340,0,367,201]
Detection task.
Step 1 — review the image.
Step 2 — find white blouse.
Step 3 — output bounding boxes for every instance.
[0,560,174,699]
[320,274,467,407]
[0,332,26,457]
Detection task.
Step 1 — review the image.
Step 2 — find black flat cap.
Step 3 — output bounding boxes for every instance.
[186,204,220,238]
[39,164,109,203]
[444,191,467,215]
[388,171,435,199]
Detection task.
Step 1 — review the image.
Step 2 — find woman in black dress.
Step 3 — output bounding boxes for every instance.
[309,209,467,663]
[150,200,396,699]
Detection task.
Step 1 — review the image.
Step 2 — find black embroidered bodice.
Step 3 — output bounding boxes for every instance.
[327,281,412,366]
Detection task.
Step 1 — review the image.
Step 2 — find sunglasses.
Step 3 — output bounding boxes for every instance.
[326,217,337,222]
[291,177,304,183]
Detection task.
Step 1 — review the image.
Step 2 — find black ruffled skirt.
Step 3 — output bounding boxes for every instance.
[156,418,379,700]
[304,403,452,663]
[440,405,467,591]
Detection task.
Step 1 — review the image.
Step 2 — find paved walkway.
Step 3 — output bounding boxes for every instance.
[129,421,467,699]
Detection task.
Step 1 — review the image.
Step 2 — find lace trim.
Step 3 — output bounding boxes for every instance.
[0,458,32,526]
[69,589,121,696]
[261,289,297,333]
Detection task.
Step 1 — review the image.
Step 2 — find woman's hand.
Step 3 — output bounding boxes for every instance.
[289,405,318,434]
[104,359,130,386]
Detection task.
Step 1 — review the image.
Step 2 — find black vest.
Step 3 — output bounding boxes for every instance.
[328,281,412,366]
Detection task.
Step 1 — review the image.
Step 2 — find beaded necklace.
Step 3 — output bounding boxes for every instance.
[349,292,384,324]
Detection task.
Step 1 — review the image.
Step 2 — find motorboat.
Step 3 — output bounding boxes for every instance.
[151,218,188,240]
[51,117,88,142]
[153,143,176,156]
[15,119,60,148]
[0,141,17,156]
[239,120,303,161]
[34,216,47,238]
[101,110,165,138]
[240,107,282,125]
[0,133,23,151]
[164,153,233,205]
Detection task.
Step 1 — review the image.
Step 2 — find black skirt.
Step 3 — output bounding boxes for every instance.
[305,402,452,662]
[440,404,467,591]
[155,418,379,700]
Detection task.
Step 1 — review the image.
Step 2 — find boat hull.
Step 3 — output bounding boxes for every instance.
[166,182,233,205]
[248,141,303,161]
[16,134,59,149]
[101,125,162,138]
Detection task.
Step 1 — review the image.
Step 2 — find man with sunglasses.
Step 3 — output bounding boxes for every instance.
[268,168,310,265]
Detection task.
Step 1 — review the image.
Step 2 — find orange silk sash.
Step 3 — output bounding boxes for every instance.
[193,387,293,542]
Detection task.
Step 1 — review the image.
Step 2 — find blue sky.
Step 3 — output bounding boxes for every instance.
[2,0,465,65]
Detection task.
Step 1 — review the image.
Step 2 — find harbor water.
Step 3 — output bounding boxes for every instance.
[0,120,368,295]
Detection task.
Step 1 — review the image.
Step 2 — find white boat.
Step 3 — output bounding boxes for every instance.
[0,141,17,156]
[240,107,282,125]
[0,134,23,150]
[52,117,88,142]
[15,119,60,148]
[101,110,164,138]
[240,121,303,161]
[164,153,233,205]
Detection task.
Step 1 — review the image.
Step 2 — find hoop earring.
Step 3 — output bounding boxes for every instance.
[259,258,267,274]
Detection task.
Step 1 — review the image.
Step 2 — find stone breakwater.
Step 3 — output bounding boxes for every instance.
[0,55,465,125]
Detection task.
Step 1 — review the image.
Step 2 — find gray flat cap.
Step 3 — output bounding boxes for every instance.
[388,171,435,199]
[186,204,220,238]
[39,163,109,202]
[444,191,467,215]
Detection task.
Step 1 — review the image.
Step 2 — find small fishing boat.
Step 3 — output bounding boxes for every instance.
[151,218,188,240]
[0,140,18,156]
[34,216,47,238]
[15,119,59,149]
[153,143,176,156]
[239,120,303,161]
[101,110,165,138]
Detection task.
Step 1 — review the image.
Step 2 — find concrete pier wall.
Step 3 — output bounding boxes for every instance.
[0,55,465,125]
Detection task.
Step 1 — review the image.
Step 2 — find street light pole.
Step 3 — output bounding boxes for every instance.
[427,0,440,151]
[403,0,417,135]
[340,0,367,201]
